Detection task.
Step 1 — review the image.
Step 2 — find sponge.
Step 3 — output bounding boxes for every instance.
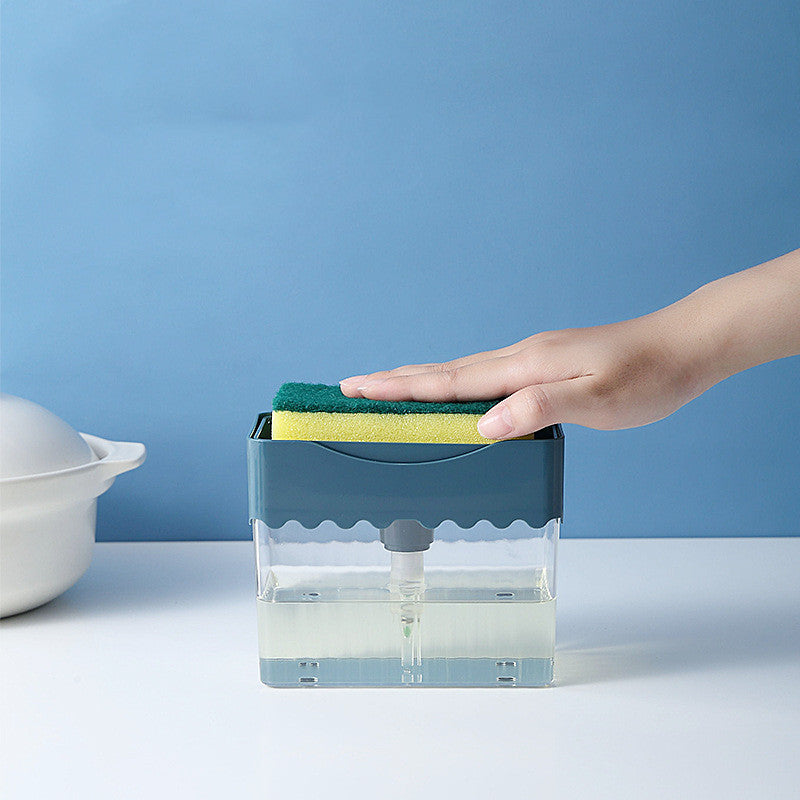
[271,382,514,444]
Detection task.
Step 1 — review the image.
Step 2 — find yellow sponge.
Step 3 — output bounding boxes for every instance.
[272,410,495,443]
[271,382,518,444]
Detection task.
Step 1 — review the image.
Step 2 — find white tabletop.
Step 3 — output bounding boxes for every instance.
[2,538,798,800]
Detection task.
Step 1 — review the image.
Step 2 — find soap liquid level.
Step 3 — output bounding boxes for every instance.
[258,570,555,687]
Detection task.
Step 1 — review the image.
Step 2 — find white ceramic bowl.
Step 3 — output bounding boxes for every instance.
[0,395,146,617]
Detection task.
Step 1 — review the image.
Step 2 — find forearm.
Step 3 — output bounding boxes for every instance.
[655,248,800,395]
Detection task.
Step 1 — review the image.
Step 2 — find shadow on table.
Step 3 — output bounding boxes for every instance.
[0,535,252,626]
[555,599,800,686]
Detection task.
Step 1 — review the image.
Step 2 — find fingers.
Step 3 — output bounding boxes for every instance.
[339,341,530,397]
[338,364,440,395]
[477,377,600,438]
[342,354,532,403]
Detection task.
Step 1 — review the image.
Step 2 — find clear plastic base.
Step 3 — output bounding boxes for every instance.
[254,519,559,688]
[260,657,554,687]
[257,574,555,688]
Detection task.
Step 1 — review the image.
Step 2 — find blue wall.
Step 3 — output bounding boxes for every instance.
[2,1,798,540]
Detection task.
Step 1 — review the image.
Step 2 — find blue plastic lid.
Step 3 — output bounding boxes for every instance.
[248,414,564,530]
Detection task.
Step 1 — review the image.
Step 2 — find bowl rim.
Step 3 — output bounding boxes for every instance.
[0,433,145,485]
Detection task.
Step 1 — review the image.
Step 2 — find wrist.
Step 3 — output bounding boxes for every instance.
[646,294,727,402]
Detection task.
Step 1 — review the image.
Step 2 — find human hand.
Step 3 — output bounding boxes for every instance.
[340,249,800,439]
[339,314,706,439]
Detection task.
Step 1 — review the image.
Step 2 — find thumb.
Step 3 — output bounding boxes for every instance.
[477,378,595,438]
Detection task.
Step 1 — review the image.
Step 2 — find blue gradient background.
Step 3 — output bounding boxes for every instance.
[2,1,798,540]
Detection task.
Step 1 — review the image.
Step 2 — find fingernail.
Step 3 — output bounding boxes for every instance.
[339,375,367,390]
[477,407,514,438]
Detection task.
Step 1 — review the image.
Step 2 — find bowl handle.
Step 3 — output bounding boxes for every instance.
[79,433,147,479]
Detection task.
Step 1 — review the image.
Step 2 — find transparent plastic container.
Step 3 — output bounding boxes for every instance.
[254,516,559,687]
[248,412,564,688]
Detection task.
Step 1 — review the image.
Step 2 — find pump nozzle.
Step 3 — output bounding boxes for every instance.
[380,520,432,683]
